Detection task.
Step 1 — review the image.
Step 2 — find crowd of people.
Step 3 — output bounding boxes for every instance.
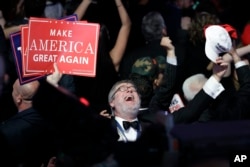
[0,0,250,167]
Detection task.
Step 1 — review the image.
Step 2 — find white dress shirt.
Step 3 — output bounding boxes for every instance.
[115,117,139,142]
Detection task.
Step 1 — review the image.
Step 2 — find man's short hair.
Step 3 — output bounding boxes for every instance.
[141,11,166,42]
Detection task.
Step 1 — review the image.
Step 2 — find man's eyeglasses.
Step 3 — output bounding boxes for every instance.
[112,85,137,98]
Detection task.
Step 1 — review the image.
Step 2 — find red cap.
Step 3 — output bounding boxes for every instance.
[221,24,238,39]
[241,24,250,46]
[203,24,238,40]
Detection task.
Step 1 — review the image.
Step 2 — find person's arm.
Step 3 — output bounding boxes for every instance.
[0,10,6,29]
[161,36,176,65]
[46,63,62,87]
[3,25,22,39]
[173,57,228,123]
[217,42,250,120]
[230,47,244,65]
[207,44,250,71]
[109,0,131,71]
[220,44,250,63]
[203,57,227,99]
[149,37,177,112]
[235,44,250,57]
[73,0,92,21]
[230,45,250,85]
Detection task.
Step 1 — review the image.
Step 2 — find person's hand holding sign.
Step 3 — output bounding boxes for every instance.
[46,63,62,87]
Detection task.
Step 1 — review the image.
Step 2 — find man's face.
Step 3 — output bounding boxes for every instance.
[176,0,193,9]
[110,83,141,118]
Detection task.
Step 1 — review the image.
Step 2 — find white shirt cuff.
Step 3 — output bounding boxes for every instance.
[203,76,225,99]
[167,56,177,65]
[235,61,247,69]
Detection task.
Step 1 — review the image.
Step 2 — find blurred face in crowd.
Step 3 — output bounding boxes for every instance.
[176,0,193,9]
[109,82,141,119]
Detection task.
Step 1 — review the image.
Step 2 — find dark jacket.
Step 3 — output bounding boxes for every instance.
[0,107,54,167]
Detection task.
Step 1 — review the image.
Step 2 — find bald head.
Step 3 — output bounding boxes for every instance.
[12,79,40,109]
[182,74,207,101]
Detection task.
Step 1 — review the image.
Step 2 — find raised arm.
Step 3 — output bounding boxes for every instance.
[46,63,62,87]
[149,36,177,112]
[73,0,92,21]
[219,44,250,63]
[3,25,22,39]
[109,0,131,71]
[173,57,228,123]
[235,44,250,57]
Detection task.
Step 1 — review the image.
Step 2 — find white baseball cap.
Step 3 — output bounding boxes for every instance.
[204,25,232,63]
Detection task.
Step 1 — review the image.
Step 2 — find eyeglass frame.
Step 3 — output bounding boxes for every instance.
[111,85,137,99]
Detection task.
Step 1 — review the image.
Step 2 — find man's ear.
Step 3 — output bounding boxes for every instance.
[16,95,22,104]
[109,101,115,109]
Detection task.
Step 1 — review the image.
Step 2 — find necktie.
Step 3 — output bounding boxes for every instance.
[122,121,139,130]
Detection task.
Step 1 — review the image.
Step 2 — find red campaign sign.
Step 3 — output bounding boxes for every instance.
[21,25,44,77]
[26,17,100,77]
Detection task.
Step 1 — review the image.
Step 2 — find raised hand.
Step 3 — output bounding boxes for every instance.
[46,63,62,87]
[99,110,112,119]
[213,57,229,81]
[160,36,174,51]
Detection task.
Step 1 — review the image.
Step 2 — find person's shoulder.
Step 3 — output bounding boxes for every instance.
[0,116,22,134]
[0,108,42,126]
[18,107,40,116]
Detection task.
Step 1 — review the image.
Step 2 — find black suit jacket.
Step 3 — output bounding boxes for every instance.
[210,64,250,120]
[174,64,250,123]
[0,107,54,167]
[110,116,168,167]
[32,80,119,166]
[149,61,215,124]
[32,80,168,166]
